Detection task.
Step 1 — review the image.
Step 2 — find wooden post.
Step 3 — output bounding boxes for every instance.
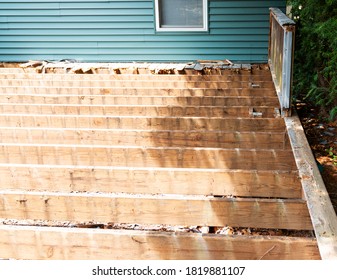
[281,27,294,115]
[269,8,295,117]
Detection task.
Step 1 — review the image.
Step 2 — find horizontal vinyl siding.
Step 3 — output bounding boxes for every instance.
[0,0,286,62]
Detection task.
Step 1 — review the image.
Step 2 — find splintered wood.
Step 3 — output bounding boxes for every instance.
[0,63,321,260]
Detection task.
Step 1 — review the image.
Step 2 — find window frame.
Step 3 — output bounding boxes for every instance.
[154,0,208,32]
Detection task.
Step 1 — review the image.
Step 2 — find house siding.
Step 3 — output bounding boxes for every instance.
[0,0,286,62]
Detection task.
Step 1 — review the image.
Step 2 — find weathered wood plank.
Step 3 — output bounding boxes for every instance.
[285,113,337,259]
[0,127,291,149]
[0,164,302,198]
[0,191,313,230]
[0,86,277,97]
[0,115,287,131]
[0,144,297,170]
[0,104,278,118]
[0,225,319,260]
[0,94,280,107]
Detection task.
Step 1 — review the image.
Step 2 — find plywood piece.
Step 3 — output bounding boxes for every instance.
[0,225,319,260]
[0,165,302,198]
[0,191,313,230]
[285,113,337,259]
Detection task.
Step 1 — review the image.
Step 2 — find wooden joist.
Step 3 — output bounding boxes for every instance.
[0,127,291,149]
[0,191,312,230]
[0,104,278,118]
[0,95,280,107]
[0,79,276,89]
[0,225,319,260]
[0,164,302,198]
[0,144,297,170]
[0,115,287,131]
[0,86,277,97]
[0,73,273,82]
[0,71,272,79]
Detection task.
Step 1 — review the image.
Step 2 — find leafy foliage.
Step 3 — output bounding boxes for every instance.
[326,147,337,166]
[288,0,337,120]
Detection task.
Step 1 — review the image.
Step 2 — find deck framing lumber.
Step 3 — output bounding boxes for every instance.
[0,191,312,230]
[0,127,290,149]
[0,225,319,260]
[0,94,280,107]
[0,86,277,97]
[0,64,328,260]
[0,103,278,118]
[0,144,297,170]
[0,79,276,89]
[285,113,337,259]
[0,114,287,131]
[0,164,302,198]
[0,73,273,82]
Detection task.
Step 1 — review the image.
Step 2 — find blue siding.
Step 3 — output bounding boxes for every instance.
[0,0,286,62]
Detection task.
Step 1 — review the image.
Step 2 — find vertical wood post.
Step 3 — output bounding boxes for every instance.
[269,8,295,117]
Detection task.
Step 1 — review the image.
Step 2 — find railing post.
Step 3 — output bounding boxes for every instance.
[282,27,294,116]
[269,8,295,117]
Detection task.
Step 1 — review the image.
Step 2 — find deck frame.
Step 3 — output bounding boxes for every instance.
[0,62,335,259]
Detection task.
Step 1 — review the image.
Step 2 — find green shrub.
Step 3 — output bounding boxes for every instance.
[288,0,337,120]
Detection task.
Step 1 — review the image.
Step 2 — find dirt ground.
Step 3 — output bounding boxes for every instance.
[296,102,337,214]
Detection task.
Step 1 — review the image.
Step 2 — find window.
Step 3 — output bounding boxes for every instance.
[155,0,208,32]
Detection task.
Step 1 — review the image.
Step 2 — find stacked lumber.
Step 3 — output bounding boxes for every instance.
[0,64,320,259]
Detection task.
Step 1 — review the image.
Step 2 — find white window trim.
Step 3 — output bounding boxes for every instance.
[155,0,208,32]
